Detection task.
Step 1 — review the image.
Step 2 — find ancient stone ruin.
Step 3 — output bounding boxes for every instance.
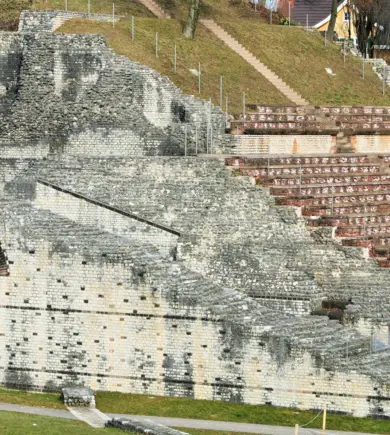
[3,10,390,420]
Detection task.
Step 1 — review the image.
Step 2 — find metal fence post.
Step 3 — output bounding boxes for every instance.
[225,96,228,128]
[156,32,159,58]
[270,9,272,25]
[242,92,246,127]
[88,0,90,16]
[331,184,335,216]
[210,127,213,155]
[362,54,365,79]
[299,164,302,195]
[65,0,68,12]
[343,40,346,64]
[219,75,223,107]
[206,124,209,154]
[198,63,201,94]
[112,3,115,27]
[174,44,177,73]
[132,16,134,40]
[184,125,187,156]
[195,124,198,154]
[383,67,387,95]
[306,14,308,31]
[288,1,291,26]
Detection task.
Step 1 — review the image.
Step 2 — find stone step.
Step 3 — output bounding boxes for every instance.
[200,19,309,106]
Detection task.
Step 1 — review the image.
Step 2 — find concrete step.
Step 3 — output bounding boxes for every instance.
[200,19,309,106]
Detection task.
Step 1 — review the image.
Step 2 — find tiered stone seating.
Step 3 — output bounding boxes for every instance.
[229,105,390,135]
[226,154,390,266]
[229,105,330,134]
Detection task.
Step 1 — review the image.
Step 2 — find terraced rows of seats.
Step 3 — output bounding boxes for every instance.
[226,154,390,266]
[27,156,390,321]
[225,152,390,321]
[0,196,374,371]
[229,105,390,135]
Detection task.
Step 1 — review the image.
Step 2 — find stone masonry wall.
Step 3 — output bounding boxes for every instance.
[0,11,227,159]
[34,181,180,258]
[0,203,390,418]
[221,135,336,154]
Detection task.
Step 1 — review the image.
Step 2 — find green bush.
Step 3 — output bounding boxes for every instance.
[0,0,32,30]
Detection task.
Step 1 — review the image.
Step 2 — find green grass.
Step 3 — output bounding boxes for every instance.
[155,0,390,106]
[174,430,265,435]
[95,392,390,433]
[0,411,125,434]
[58,17,290,111]
[32,0,155,19]
[0,388,64,409]
[1,388,390,433]
[217,20,390,106]
[156,0,275,24]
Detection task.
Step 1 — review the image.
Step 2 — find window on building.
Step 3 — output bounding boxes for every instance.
[344,11,351,22]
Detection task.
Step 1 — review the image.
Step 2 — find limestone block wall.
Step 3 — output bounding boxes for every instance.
[18,10,120,33]
[222,135,336,154]
[0,12,228,159]
[0,226,390,417]
[351,135,390,153]
[0,34,22,113]
[34,181,179,258]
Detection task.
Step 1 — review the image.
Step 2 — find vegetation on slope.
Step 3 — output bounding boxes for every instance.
[0,0,31,30]
[219,20,390,106]
[156,0,390,106]
[59,18,290,110]
[0,411,125,434]
[32,0,155,18]
[157,0,277,24]
[1,388,390,433]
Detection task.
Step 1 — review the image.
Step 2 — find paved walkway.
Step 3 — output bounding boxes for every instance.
[0,402,380,435]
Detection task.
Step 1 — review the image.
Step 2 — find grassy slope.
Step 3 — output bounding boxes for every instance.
[220,21,390,106]
[32,0,155,18]
[58,18,290,110]
[157,0,390,106]
[1,388,390,433]
[0,411,125,434]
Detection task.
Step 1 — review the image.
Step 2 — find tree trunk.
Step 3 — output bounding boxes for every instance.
[326,0,338,40]
[183,0,200,39]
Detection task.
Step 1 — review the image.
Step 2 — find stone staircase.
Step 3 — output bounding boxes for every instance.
[137,0,171,18]
[200,19,309,106]
[68,407,110,428]
[226,154,390,267]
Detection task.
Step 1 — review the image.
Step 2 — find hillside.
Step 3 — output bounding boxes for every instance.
[3,0,390,107]
[155,0,390,106]
[58,18,290,111]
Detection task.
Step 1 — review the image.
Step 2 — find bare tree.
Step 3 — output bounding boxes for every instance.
[326,0,339,40]
[352,0,390,56]
[183,0,201,39]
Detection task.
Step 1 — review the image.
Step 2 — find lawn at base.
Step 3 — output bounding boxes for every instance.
[174,429,265,435]
[96,391,390,434]
[0,388,64,410]
[0,411,125,434]
[0,388,390,433]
